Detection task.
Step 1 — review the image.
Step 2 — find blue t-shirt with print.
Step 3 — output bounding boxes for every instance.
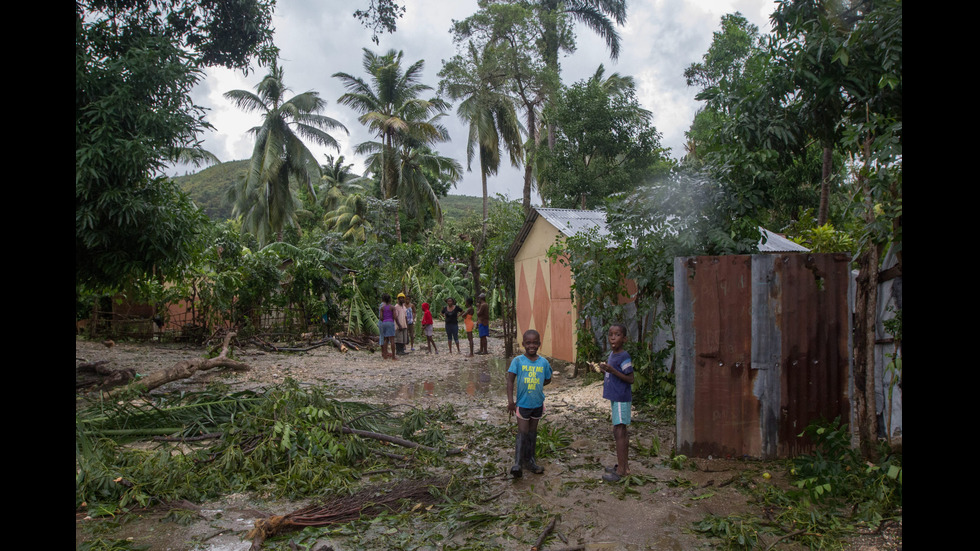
[602,350,634,402]
[508,354,552,409]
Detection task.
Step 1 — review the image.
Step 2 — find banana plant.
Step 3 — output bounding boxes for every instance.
[400,264,427,301]
[346,274,379,336]
[429,264,472,305]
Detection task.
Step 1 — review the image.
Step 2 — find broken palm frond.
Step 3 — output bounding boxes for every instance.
[77,388,263,442]
[247,477,448,549]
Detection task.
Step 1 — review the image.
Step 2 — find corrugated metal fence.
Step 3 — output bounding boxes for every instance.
[674,253,852,458]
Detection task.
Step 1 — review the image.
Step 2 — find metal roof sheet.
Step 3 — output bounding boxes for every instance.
[757,227,811,252]
[507,207,809,258]
[535,208,612,238]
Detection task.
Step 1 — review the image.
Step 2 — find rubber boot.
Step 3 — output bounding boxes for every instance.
[510,433,523,478]
[523,431,544,474]
[396,342,406,355]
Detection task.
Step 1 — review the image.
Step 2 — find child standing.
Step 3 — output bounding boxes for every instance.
[420,302,438,354]
[599,323,634,481]
[463,297,475,357]
[506,329,552,477]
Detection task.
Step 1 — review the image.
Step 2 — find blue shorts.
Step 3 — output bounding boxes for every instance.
[611,401,631,426]
[380,320,395,338]
[478,323,489,337]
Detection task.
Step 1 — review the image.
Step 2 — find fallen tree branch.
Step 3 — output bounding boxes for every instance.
[764,529,807,551]
[532,515,559,551]
[107,332,249,396]
[264,337,348,353]
[339,425,463,455]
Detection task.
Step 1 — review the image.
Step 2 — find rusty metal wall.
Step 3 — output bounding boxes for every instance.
[675,253,851,458]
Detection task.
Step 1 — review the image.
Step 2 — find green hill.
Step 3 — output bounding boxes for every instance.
[173,160,485,225]
[173,160,249,221]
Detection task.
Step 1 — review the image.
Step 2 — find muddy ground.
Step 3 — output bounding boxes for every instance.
[75,332,900,551]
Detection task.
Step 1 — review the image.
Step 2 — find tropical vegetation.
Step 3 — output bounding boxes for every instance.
[225,65,348,246]
[77,0,901,548]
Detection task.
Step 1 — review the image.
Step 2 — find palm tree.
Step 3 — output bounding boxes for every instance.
[334,48,452,242]
[536,0,627,150]
[323,185,375,242]
[443,42,524,238]
[537,0,627,69]
[358,140,461,231]
[319,154,371,211]
[318,154,377,242]
[441,41,523,294]
[224,65,348,245]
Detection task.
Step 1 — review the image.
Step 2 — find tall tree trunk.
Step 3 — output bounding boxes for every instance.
[522,107,537,214]
[540,0,560,152]
[470,243,482,298]
[395,206,402,244]
[523,164,533,214]
[851,128,881,461]
[482,171,488,241]
[853,241,880,461]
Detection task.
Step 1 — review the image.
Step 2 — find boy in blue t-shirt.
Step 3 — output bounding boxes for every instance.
[506,329,552,477]
[598,323,635,482]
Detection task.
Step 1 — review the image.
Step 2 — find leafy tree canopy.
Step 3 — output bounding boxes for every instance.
[76,0,278,292]
[539,72,671,209]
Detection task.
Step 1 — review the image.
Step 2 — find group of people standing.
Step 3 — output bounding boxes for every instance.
[378,292,492,360]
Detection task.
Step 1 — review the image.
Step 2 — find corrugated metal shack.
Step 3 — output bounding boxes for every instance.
[674,253,852,459]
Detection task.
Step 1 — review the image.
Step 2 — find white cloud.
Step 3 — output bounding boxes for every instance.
[182,0,776,201]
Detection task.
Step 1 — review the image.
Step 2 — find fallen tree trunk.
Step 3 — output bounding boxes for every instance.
[328,336,348,353]
[108,332,249,395]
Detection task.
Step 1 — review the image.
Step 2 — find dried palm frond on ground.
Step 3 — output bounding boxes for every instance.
[247,476,448,549]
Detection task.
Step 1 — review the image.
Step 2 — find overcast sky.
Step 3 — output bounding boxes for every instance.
[184,0,776,204]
